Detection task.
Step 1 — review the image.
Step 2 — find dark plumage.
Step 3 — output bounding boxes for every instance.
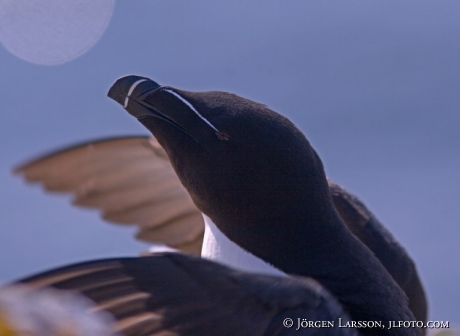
[110,75,420,335]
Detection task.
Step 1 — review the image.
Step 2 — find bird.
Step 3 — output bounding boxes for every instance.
[12,75,425,335]
[13,123,427,322]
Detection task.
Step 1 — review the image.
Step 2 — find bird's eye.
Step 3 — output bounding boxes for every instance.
[216,131,230,141]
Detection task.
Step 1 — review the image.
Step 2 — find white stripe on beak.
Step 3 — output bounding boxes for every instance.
[123,79,148,108]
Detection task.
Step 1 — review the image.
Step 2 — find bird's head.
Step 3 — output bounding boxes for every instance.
[108,76,334,238]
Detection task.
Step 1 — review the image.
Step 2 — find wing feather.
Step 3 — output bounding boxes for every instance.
[14,136,204,253]
[15,254,356,336]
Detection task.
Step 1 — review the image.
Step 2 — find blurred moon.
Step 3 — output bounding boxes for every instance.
[0,0,115,65]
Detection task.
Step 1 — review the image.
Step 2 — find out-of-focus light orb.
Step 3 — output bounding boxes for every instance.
[0,0,115,65]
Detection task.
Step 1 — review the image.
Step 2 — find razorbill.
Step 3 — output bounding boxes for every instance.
[107,75,420,335]
[11,75,425,335]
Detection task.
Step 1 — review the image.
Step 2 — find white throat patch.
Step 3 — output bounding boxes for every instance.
[200,215,287,277]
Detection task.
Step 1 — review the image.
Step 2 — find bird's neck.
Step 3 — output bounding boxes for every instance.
[204,208,418,331]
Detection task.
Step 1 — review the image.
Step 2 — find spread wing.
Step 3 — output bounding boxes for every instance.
[14,136,203,254]
[15,253,357,336]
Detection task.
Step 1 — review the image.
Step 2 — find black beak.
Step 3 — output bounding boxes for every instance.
[107,75,162,118]
[108,75,199,142]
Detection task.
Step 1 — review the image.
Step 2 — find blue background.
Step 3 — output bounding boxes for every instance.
[1,1,459,325]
